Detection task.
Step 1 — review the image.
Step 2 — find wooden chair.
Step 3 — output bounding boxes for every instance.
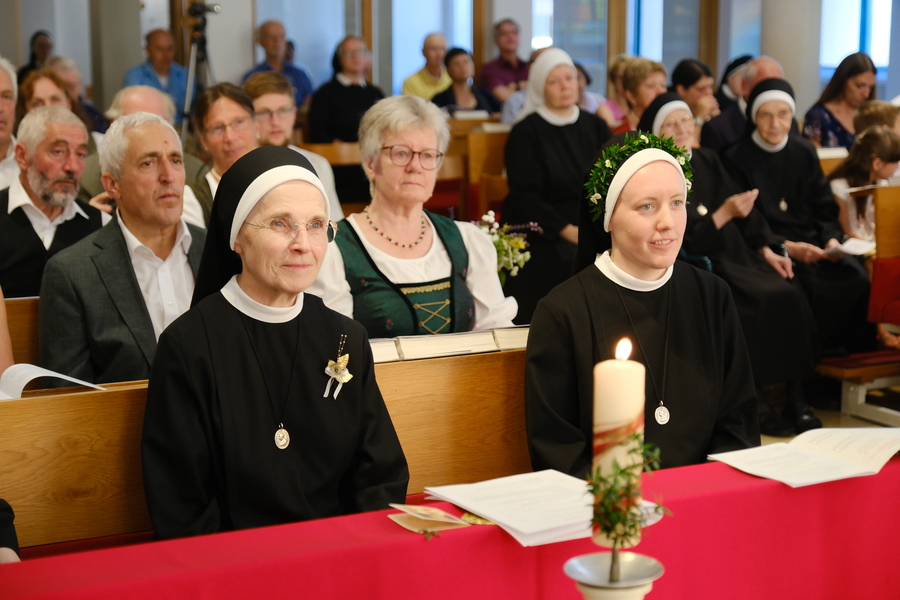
[297,141,362,167]
[446,117,495,157]
[467,128,510,218]
[873,185,900,259]
[5,296,39,366]
[428,154,467,217]
[817,146,848,176]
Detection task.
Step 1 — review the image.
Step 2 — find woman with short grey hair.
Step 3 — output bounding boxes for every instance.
[308,95,516,336]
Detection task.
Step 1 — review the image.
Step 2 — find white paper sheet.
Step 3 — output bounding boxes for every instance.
[824,238,875,256]
[0,364,105,400]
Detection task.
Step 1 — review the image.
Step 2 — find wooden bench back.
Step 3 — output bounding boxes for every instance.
[1,351,530,548]
[6,296,40,366]
[874,185,900,259]
[467,129,508,185]
[297,141,362,166]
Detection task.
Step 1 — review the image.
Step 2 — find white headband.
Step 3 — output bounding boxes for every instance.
[604,148,686,232]
[229,165,330,250]
[651,100,691,137]
[751,90,795,125]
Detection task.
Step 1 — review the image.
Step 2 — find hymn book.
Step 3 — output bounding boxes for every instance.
[709,428,900,487]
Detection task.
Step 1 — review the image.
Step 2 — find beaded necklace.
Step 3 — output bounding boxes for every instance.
[363,205,427,248]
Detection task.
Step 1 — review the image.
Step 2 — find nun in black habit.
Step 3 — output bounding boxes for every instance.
[141,146,409,540]
[638,93,820,435]
[524,132,759,477]
[722,79,874,356]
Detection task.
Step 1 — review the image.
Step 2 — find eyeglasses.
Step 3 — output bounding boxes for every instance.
[660,115,694,131]
[245,217,338,243]
[255,106,295,121]
[381,145,444,170]
[204,117,251,140]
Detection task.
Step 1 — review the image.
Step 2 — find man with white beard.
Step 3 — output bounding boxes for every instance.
[0,105,104,297]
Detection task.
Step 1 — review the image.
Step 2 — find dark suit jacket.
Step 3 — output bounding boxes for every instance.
[39,216,206,385]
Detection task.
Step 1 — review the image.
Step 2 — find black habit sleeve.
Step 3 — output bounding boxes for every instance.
[0,499,19,556]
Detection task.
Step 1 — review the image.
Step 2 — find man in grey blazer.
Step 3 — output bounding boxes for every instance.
[40,112,206,385]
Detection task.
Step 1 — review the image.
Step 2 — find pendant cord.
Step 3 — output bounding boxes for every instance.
[615,284,671,407]
[240,313,303,430]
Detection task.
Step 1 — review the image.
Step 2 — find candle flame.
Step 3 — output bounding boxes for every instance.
[615,338,632,361]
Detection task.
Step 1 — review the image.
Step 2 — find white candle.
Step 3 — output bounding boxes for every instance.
[593,339,645,428]
[591,338,645,549]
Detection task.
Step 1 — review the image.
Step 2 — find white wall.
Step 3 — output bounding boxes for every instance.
[204,0,256,84]
[0,0,21,64]
[760,0,821,116]
[54,0,92,89]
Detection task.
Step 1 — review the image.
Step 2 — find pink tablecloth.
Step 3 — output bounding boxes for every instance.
[3,459,899,600]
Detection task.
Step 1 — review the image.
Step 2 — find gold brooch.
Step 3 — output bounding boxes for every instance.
[324,334,353,398]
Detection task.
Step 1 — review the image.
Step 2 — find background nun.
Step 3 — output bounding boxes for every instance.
[141,146,408,539]
[638,93,820,436]
[723,79,874,357]
[525,132,759,476]
[501,47,611,324]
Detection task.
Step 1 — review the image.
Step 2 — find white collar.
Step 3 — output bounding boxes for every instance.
[595,250,673,291]
[336,73,367,88]
[7,173,89,221]
[1,135,15,162]
[221,275,304,323]
[536,105,580,126]
[751,129,788,153]
[738,97,747,120]
[119,212,192,258]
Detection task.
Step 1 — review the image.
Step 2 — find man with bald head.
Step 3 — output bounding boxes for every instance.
[77,86,207,228]
[701,56,796,152]
[242,20,314,109]
[123,29,190,124]
[401,33,451,99]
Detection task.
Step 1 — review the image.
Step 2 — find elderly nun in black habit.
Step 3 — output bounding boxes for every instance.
[141,146,409,539]
[524,132,759,476]
[722,79,873,357]
[637,93,820,436]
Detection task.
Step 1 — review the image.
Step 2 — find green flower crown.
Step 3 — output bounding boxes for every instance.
[584,133,694,223]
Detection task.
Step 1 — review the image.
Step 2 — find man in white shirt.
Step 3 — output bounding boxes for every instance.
[0,56,19,191]
[0,105,104,297]
[40,112,206,384]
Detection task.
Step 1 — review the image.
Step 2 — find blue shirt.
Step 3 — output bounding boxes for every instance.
[123,61,191,124]
[242,61,315,107]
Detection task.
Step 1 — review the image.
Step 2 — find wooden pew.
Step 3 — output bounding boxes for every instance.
[874,184,900,259]
[5,296,40,366]
[1,350,530,550]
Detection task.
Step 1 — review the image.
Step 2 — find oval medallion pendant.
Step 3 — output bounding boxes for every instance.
[778,198,788,212]
[274,427,290,449]
[696,203,708,216]
[655,406,670,425]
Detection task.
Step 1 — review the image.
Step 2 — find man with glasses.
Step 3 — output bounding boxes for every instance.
[40,112,206,384]
[242,20,314,111]
[243,71,343,219]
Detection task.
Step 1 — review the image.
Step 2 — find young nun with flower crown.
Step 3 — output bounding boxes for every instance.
[524,132,760,476]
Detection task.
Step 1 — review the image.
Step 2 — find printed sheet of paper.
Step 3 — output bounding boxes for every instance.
[825,238,875,256]
[709,428,900,487]
[387,504,471,534]
[426,470,594,546]
[0,364,105,400]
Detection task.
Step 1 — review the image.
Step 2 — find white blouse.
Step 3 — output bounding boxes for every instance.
[830,177,879,242]
[307,213,518,331]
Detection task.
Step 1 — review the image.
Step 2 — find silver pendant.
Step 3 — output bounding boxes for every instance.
[274,427,290,449]
[696,203,708,217]
[655,405,670,425]
[778,198,788,212]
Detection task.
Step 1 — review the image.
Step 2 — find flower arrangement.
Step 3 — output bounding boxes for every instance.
[476,211,542,285]
[587,433,665,583]
[583,133,694,225]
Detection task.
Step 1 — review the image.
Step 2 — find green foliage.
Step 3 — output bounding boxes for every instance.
[583,132,694,224]
[587,434,663,551]
[417,529,441,541]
